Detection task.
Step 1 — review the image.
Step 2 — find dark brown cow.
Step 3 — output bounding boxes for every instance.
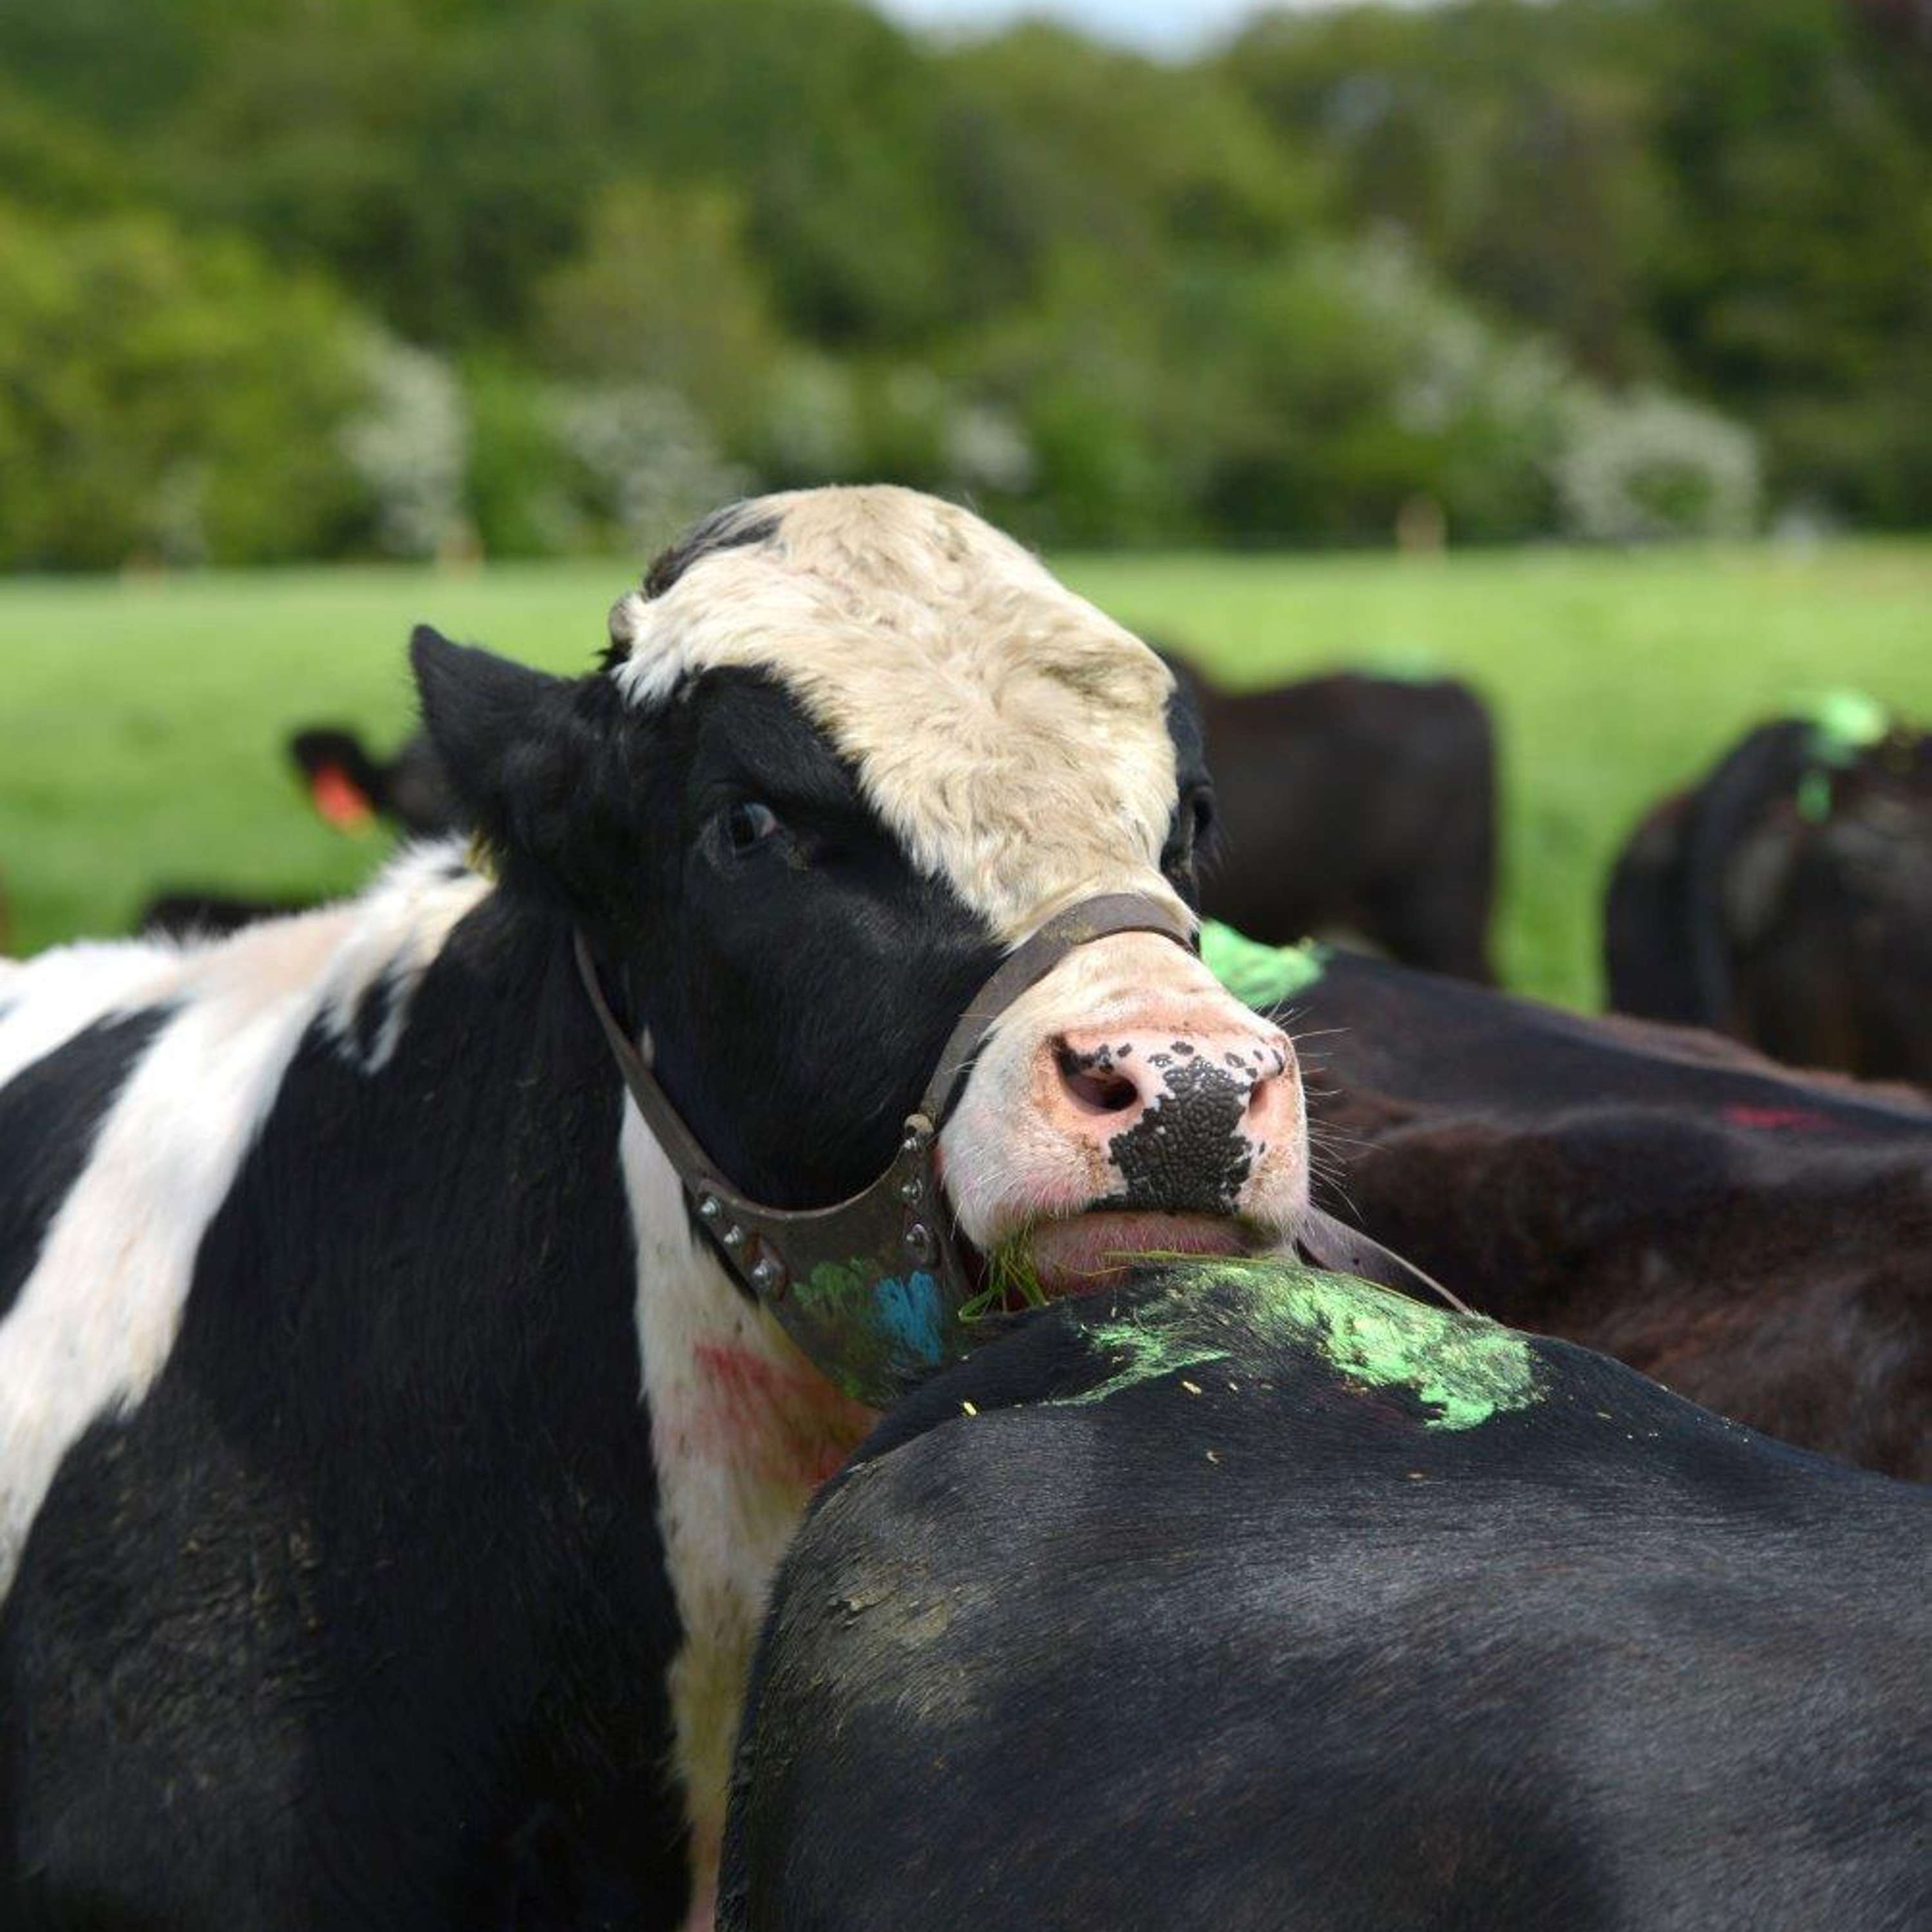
[1168,657,1497,981]
[1205,925,1932,1479]
[1605,706,1932,1084]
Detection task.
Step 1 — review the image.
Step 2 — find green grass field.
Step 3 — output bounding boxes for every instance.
[3,541,1929,1008]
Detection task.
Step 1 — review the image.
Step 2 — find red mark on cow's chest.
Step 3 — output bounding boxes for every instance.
[1721,1104,1832,1133]
[689,1341,877,1490]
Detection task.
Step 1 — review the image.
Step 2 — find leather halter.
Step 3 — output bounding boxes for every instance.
[575,894,1195,1406]
[576,895,1470,1408]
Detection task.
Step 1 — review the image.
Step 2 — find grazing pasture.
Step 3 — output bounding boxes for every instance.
[4,540,1932,1005]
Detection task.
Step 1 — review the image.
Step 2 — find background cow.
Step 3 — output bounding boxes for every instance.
[722,1257,1932,1932]
[135,727,462,940]
[1604,703,1932,1084]
[1,488,1301,1929]
[1202,925,1932,1479]
[287,724,459,840]
[1164,655,1497,982]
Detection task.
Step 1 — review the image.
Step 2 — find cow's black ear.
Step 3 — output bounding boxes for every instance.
[410,626,618,883]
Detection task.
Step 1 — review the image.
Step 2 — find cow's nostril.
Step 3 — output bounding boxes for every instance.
[1055,1045,1139,1116]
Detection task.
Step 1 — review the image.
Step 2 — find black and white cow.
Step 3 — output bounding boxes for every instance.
[723,1257,1932,1932]
[0,488,1305,1929]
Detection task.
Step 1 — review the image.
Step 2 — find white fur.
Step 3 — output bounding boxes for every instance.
[316,840,490,1069]
[0,846,488,1600]
[621,1105,875,1931]
[0,935,193,1092]
[610,486,1190,946]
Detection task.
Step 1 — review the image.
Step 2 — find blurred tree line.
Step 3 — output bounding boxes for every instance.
[2,0,1929,567]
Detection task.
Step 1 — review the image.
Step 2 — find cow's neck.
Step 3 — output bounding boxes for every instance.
[356,879,874,1918]
[307,869,873,1918]
[605,958,879,1927]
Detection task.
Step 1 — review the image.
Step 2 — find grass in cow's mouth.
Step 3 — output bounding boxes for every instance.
[960,1226,1265,1322]
[959,1235,1049,1322]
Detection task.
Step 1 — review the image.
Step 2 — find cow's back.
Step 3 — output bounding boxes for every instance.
[723,1271,1932,1932]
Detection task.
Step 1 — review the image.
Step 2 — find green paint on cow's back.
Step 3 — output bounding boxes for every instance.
[1053,1257,1539,1430]
[1199,922,1327,1011]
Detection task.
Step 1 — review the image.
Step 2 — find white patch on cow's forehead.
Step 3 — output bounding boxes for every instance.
[611,486,1186,942]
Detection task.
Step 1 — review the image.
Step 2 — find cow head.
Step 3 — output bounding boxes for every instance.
[411,487,1306,1338]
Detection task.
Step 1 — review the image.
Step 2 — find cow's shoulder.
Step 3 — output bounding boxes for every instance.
[0,1007,172,1323]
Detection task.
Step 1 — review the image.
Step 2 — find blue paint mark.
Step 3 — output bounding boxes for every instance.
[873,1271,945,1365]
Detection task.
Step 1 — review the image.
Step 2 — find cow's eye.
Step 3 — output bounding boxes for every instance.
[724,800,784,853]
[1188,788,1215,851]
[1164,786,1214,877]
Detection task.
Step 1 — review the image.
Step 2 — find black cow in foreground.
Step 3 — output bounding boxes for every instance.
[1605,705,1932,1084]
[1,488,1305,1928]
[135,728,459,940]
[1166,658,1497,981]
[723,1258,1932,1932]
[1204,925,1932,1479]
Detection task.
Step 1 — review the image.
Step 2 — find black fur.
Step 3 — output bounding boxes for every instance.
[723,1267,1932,1932]
[0,1010,169,1323]
[410,632,1015,1208]
[637,506,783,610]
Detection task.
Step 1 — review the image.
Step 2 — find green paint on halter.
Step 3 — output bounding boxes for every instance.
[1200,922,1327,1011]
[1795,688,1889,766]
[791,1258,954,1402]
[1052,1256,1539,1430]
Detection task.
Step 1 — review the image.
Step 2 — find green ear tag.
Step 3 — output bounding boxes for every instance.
[1800,688,1889,767]
[1200,922,1328,1012]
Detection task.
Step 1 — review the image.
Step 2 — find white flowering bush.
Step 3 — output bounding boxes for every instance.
[340,334,469,559]
[945,401,1036,497]
[1555,389,1761,544]
[761,353,864,482]
[550,383,750,556]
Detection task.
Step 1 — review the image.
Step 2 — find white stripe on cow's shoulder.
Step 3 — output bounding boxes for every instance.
[317,839,490,1070]
[621,1103,876,1931]
[0,935,193,1092]
[0,846,489,1600]
[610,486,1189,946]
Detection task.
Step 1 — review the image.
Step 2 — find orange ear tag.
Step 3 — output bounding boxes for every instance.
[311,764,377,833]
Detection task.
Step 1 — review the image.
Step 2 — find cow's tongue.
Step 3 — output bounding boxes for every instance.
[1024,1211,1250,1300]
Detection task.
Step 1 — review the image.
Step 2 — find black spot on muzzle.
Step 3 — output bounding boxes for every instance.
[1100,1058,1255,1216]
